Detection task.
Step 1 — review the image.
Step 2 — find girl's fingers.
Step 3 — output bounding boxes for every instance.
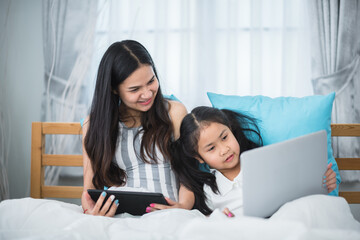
[223,208,234,218]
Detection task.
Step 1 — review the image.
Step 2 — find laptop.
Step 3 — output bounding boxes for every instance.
[241,130,328,218]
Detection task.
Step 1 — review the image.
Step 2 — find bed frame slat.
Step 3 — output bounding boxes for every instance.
[331,123,360,204]
[336,158,360,170]
[339,192,360,204]
[42,154,83,166]
[42,122,82,135]
[42,186,83,198]
[331,123,360,136]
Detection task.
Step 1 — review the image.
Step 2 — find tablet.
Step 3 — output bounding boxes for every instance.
[87,189,168,216]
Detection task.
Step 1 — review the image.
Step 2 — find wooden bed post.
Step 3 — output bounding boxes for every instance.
[30,122,43,198]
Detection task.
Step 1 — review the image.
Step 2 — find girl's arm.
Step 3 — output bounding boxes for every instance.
[81,117,118,216]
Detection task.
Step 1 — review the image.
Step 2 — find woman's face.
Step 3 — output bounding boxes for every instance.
[116,65,159,115]
[196,122,241,179]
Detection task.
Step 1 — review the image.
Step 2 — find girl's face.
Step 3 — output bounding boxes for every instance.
[197,122,241,180]
[116,65,159,116]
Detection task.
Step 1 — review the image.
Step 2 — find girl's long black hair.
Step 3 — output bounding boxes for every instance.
[171,106,263,215]
[84,40,173,189]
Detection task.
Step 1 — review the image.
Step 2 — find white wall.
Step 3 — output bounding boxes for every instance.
[0,0,44,199]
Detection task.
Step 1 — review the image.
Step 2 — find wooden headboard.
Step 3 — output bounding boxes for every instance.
[30,122,360,203]
[30,122,83,199]
[331,124,360,203]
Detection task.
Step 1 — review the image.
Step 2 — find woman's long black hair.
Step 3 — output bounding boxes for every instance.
[171,106,263,215]
[84,40,173,189]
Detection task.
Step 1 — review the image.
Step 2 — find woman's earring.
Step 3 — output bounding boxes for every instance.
[118,98,122,106]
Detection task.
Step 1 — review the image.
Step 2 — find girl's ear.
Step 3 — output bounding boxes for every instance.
[195,156,205,164]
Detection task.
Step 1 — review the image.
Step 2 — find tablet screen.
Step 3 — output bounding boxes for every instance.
[87,189,168,215]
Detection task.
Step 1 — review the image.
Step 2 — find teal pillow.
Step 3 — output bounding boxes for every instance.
[164,94,180,102]
[207,92,340,196]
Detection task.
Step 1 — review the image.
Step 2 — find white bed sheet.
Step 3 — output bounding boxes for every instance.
[0,195,359,240]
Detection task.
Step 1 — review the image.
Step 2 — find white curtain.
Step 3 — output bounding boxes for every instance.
[92,0,312,111]
[40,0,312,182]
[0,112,10,201]
[42,0,97,184]
[0,0,11,201]
[308,0,360,182]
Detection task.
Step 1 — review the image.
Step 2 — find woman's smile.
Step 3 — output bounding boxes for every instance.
[139,98,152,106]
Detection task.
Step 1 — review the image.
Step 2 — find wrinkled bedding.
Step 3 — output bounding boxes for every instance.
[0,195,359,240]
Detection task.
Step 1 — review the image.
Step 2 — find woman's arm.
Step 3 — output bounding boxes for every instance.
[168,100,188,140]
[81,117,118,216]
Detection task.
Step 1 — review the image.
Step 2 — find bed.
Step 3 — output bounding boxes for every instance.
[0,122,360,239]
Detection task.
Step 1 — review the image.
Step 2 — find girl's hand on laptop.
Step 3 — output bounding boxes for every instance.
[323,163,337,193]
[223,208,235,218]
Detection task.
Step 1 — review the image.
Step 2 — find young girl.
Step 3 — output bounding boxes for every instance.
[81,40,194,216]
[168,106,337,217]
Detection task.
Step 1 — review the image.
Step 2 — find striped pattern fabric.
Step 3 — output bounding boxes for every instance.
[114,122,178,201]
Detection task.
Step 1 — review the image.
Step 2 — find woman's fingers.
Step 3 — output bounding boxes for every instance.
[105,198,119,217]
[146,197,178,212]
[322,164,337,193]
[147,203,169,211]
[100,195,115,215]
[84,190,118,216]
[92,191,107,215]
[324,163,333,177]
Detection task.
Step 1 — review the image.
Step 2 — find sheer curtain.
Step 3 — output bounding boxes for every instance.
[92,0,312,110]
[42,0,97,184]
[0,0,11,201]
[42,0,312,182]
[308,0,360,182]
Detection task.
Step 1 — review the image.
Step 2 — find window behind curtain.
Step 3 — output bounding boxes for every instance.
[89,0,312,110]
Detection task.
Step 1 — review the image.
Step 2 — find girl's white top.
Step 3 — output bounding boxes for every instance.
[204,170,243,216]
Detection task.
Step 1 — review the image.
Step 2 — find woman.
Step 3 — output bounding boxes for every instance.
[81,40,194,216]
